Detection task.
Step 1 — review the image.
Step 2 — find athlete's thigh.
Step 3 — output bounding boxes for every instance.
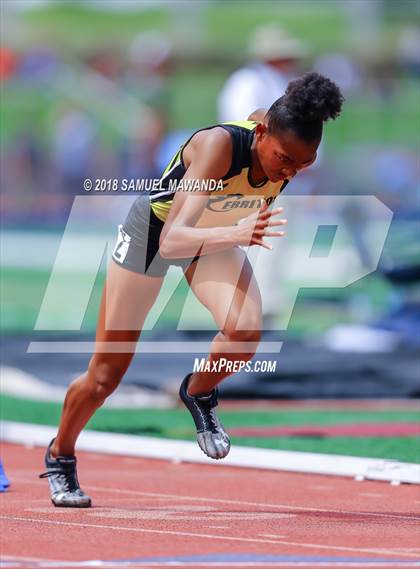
[184,247,262,332]
[96,260,164,340]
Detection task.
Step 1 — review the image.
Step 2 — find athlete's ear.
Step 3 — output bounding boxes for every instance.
[255,122,267,142]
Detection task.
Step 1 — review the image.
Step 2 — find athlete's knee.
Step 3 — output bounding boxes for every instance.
[87,356,130,401]
[222,323,261,346]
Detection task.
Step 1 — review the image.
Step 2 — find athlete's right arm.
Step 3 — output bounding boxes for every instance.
[159,127,286,259]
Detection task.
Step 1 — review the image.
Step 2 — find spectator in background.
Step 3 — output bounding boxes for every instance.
[18,46,59,84]
[122,31,173,180]
[398,26,420,77]
[0,46,18,81]
[52,104,97,209]
[313,53,361,96]
[218,24,307,122]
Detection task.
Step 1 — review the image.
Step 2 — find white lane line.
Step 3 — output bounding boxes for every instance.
[208,525,230,529]
[25,506,295,522]
[74,484,420,522]
[359,493,385,499]
[1,515,419,559]
[8,475,420,522]
[102,561,420,569]
[2,562,420,568]
[2,560,420,567]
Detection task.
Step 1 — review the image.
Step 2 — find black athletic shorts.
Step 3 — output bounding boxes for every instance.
[111,196,200,277]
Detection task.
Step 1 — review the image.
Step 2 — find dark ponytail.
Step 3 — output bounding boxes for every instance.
[266,72,344,142]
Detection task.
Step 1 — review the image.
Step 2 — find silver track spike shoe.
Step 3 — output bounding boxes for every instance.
[179,374,231,460]
[39,439,92,508]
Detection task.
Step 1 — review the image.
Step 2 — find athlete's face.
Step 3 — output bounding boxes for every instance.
[255,123,319,183]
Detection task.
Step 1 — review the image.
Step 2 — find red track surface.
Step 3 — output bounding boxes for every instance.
[1,443,419,568]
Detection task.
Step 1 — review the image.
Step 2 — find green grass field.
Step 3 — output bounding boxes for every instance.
[1,394,418,462]
[16,3,348,54]
[0,263,392,333]
[1,3,419,146]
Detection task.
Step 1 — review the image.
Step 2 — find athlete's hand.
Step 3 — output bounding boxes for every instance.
[235,201,287,250]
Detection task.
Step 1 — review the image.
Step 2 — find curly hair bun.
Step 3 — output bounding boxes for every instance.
[284,72,344,123]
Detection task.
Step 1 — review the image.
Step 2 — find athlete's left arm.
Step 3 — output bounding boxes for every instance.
[247,108,268,121]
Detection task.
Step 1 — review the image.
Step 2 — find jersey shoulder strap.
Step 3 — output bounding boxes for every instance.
[218,121,257,179]
[157,120,257,186]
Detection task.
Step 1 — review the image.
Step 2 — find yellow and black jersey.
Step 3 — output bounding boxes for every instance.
[149,121,290,228]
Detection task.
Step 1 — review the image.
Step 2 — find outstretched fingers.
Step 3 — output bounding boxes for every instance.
[253,238,273,250]
[254,227,285,237]
[259,206,284,220]
[263,230,285,238]
[266,218,287,227]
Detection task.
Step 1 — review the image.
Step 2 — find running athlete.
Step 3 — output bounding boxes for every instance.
[40,73,343,507]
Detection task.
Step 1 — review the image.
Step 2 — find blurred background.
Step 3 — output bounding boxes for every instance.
[1,0,419,462]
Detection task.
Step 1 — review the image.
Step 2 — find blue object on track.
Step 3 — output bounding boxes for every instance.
[0,459,10,492]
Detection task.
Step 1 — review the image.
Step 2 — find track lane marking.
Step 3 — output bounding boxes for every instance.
[2,560,420,567]
[9,475,420,523]
[2,553,419,568]
[1,515,419,558]
[82,487,420,522]
[26,506,296,521]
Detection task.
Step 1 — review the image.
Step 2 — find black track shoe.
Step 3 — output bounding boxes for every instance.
[179,374,231,459]
[39,439,92,508]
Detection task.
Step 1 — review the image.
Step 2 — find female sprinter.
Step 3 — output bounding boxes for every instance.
[40,72,343,507]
